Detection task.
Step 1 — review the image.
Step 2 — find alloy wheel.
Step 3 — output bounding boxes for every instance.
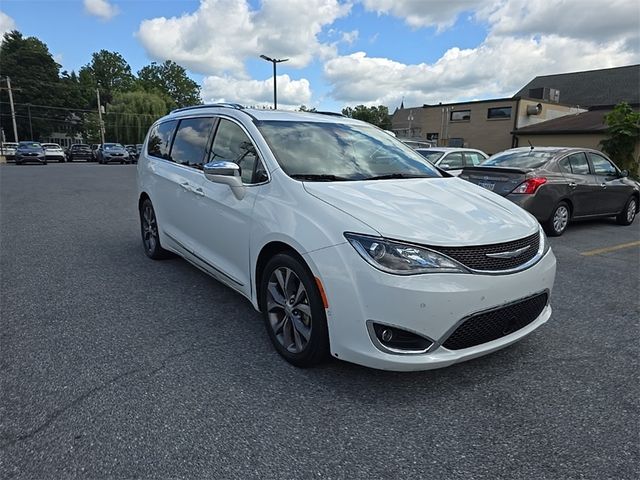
[553,205,569,234]
[266,267,312,353]
[141,204,158,253]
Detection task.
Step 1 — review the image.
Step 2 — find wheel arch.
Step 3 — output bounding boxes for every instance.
[254,241,307,312]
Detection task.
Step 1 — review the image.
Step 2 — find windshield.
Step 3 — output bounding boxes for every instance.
[103,143,123,150]
[416,150,444,162]
[42,144,60,149]
[19,142,42,148]
[482,150,556,169]
[256,121,442,181]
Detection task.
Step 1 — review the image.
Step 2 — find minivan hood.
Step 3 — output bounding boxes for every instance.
[303,177,538,246]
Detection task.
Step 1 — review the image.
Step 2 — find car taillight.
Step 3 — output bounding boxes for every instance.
[512,177,547,194]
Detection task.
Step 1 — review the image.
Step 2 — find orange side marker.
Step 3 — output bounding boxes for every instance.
[315,277,329,308]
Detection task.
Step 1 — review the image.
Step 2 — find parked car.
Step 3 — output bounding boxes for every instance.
[96,143,131,164]
[459,147,639,236]
[90,144,100,161]
[67,143,93,162]
[125,144,139,162]
[0,142,18,161]
[41,143,66,162]
[401,139,436,149]
[415,147,488,175]
[137,104,556,371]
[15,141,47,165]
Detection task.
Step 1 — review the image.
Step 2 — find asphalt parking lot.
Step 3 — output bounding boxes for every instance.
[1,163,638,479]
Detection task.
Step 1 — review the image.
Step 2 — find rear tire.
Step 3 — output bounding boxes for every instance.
[545,201,570,236]
[260,253,329,368]
[139,199,172,259]
[616,196,638,226]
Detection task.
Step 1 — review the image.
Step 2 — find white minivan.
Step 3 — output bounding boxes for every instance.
[137,104,556,371]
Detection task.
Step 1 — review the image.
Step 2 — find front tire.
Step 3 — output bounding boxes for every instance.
[545,201,570,236]
[260,253,329,368]
[616,196,638,226]
[139,199,172,259]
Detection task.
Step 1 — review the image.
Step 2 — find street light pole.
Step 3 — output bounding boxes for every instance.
[259,55,289,109]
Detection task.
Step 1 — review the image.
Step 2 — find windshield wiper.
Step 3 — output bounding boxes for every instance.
[290,174,351,181]
[363,173,431,180]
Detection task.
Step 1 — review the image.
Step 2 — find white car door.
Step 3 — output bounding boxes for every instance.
[186,117,266,296]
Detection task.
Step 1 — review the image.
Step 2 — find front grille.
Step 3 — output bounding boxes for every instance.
[442,293,548,350]
[429,231,539,271]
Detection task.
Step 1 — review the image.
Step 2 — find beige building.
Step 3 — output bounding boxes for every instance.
[392,97,584,155]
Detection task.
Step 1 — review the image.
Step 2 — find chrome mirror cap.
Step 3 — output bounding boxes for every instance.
[203,161,246,199]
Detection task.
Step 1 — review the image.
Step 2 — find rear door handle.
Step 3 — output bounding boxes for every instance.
[179,181,191,191]
[193,187,205,197]
[600,182,607,188]
[568,182,577,188]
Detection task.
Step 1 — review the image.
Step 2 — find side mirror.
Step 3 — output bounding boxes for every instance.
[621,169,629,178]
[440,163,451,170]
[203,161,246,199]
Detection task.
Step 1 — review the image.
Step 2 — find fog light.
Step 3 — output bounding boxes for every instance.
[371,322,433,354]
[381,329,393,342]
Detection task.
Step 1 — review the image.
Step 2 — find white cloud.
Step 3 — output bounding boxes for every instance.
[325,35,639,107]
[361,0,486,30]
[137,0,351,76]
[0,11,16,38]
[325,0,640,107]
[341,30,359,45]
[202,74,312,110]
[84,0,119,21]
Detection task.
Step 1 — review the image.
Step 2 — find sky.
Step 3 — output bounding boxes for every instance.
[1,0,639,111]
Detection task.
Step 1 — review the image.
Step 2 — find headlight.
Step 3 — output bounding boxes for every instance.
[538,224,549,255]
[344,233,468,275]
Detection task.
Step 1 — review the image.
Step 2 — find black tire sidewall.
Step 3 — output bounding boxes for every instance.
[140,199,168,259]
[617,196,638,225]
[260,253,329,367]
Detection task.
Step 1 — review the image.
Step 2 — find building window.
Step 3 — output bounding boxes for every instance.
[426,133,439,141]
[487,107,512,119]
[450,110,470,121]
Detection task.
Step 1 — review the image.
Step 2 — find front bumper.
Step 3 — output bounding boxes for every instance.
[17,155,46,163]
[304,242,556,371]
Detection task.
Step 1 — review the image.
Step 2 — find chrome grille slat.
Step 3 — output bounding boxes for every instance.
[429,231,540,271]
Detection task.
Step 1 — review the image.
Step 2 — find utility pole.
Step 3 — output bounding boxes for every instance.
[259,55,289,109]
[5,77,19,142]
[27,104,33,140]
[96,88,105,144]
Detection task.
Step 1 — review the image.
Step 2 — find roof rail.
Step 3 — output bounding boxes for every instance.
[314,110,345,117]
[170,103,245,114]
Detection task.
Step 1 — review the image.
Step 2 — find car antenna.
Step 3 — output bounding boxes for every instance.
[528,140,534,150]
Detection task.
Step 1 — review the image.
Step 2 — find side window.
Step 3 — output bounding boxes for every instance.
[568,152,590,175]
[441,152,464,169]
[210,119,264,184]
[464,152,485,166]
[588,153,617,176]
[170,117,216,168]
[558,157,572,174]
[147,121,177,159]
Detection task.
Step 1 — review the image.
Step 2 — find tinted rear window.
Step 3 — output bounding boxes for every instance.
[482,150,556,169]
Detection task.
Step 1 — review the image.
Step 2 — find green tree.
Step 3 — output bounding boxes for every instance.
[0,30,65,140]
[298,105,317,112]
[342,105,392,129]
[137,60,201,109]
[600,102,640,176]
[105,90,169,144]
[79,50,135,105]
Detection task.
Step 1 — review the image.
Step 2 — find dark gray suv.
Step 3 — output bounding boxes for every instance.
[460,147,639,236]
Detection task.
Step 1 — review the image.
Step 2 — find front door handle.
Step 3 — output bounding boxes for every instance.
[600,182,607,188]
[193,187,205,197]
[179,181,191,191]
[568,182,577,188]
